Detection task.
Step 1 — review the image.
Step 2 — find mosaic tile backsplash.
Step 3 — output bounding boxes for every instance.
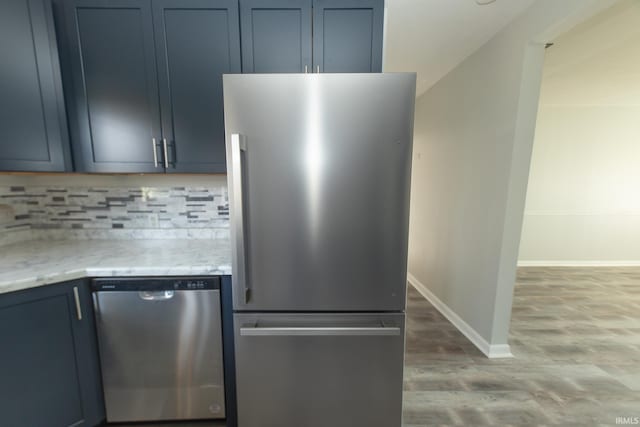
[0,182,229,244]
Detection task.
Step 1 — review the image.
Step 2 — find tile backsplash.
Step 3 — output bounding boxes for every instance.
[0,175,229,245]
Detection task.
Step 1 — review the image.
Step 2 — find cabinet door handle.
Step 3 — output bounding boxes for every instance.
[163,138,169,169]
[152,138,158,167]
[73,286,82,320]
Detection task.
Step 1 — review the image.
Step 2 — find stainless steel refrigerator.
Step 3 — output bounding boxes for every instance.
[223,73,416,427]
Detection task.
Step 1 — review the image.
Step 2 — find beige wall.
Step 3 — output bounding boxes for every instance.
[408,0,618,355]
[519,0,640,265]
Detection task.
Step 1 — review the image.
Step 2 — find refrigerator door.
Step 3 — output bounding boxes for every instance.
[224,73,416,311]
[234,312,405,427]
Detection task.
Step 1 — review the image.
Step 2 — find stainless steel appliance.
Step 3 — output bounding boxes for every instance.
[92,277,226,423]
[224,73,416,427]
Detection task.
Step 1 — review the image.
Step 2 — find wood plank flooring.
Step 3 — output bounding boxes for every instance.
[403,267,640,426]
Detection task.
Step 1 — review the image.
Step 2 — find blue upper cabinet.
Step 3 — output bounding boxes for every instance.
[239,0,384,74]
[153,0,241,173]
[313,0,384,73]
[239,0,313,73]
[62,0,241,173]
[63,0,162,173]
[0,0,71,172]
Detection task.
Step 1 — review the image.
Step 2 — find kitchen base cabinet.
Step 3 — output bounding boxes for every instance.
[0,280,104,427]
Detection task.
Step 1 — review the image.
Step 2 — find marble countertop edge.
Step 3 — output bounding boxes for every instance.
[1,266,232,295]
[0,239,232,295]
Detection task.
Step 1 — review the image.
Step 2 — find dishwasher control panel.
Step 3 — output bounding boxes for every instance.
[92,276,221,292]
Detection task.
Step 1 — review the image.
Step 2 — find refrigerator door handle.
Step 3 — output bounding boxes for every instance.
[239,325,401,336]
[231,133,250,303]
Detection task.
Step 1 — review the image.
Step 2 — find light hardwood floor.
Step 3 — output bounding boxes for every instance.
[403,267,640,426]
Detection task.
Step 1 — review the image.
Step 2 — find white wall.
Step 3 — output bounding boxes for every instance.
[407,0,618,356]
[519,0,640,265]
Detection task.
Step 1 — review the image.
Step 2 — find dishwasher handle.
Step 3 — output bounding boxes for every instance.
[139,290,175,301]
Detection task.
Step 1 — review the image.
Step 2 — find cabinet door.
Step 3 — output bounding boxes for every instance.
[240,0,312,73]
[0,0,70,172]
[153,0,241,173]
[312,0,384,73]
[63,0,162,173]
[0,280,104,427]
[74,280,106,427]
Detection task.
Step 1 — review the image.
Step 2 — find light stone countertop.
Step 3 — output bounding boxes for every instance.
[0,239,232,295]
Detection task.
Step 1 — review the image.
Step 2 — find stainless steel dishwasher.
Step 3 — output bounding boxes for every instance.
[92,277,225,423]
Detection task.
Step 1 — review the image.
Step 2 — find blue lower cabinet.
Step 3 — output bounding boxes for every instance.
[221,275,238,427]
[0,280,104,427]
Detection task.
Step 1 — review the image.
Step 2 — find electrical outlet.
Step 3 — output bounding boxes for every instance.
[148,214,159,228]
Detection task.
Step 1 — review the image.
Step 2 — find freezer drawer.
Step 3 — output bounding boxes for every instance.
[234,312,405,427]
[93,287,225,422]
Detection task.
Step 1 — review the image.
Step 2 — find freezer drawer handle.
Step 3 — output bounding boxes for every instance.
[231,133,249,303]
[139,290,175,301]
[240,326,401,336]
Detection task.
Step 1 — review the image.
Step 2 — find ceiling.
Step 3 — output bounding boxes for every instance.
[383,0,536,96]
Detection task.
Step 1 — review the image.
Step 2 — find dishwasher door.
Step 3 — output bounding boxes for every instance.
[93,280,225,422]
[234,312,405,427]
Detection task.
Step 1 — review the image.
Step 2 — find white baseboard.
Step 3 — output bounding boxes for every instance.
[407,273,513,359]
[517,260,640,267]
